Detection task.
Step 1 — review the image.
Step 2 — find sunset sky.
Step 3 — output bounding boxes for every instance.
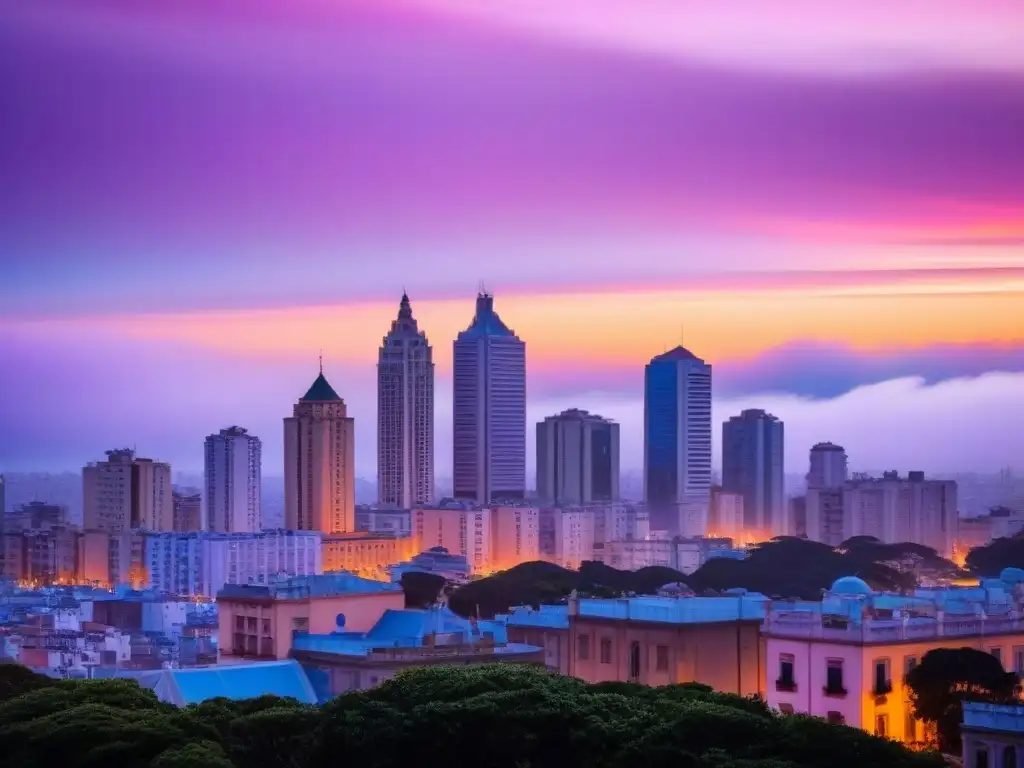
[1,0,1022,478]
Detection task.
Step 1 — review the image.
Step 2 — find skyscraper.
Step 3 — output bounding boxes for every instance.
[536,408,619,505]
[453,292,526,503]
[721,409,785,536]
[807,442,848,490]
[284,365,355,533]
[377,293,434,508]
[643,346,712,536]
[204,426,262,532]
[83,449,173,532]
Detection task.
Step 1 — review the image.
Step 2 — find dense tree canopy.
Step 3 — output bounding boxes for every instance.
[965,533,1024,577]
[906,647,1021,753]
[0,662,942,768]
[447,538,958,617]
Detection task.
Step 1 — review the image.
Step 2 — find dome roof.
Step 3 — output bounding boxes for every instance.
[1000,567,1024,584]
[830,576,873,595]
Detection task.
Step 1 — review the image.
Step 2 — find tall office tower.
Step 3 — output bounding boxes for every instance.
[204,426,262,532]
[536,408,620,505]
[721,409,786,536]
[83,449,173,533]
[377,293,435,508]
[643,346,713,536]
[807,442,848,490]
[284,365,356,534]
[452,292,526,503]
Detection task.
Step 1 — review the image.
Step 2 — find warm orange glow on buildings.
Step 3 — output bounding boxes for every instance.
[321,533,415,580]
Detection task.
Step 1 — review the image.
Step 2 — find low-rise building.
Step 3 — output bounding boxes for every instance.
[962,702,1024,768]
[389,547,471,584]
[763,570,1024,746]
[291,606,544,697]
[500,592,767,695]
[217,573,405,661]
[321,532,414,579]
[355,507,412,537]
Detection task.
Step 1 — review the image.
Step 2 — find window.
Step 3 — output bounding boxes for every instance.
[874,714,888,738]
[904,655,917,676]
[825,659,846,696]
[905,712,918,743]
[873,659,892,695]
[778,703,795,715]
[600,638,612,664]
[1003,745,1017,768]
[656,645,669,671]
[291,617,309,633]
[991,647,1004,668]
[976,748,989,768]
[1015,647,1024,675]
[578,635,590,661]
[777,653,796,691]
[629,641,641,681]
[826,711,845,726]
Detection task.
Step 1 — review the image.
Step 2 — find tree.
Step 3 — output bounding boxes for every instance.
[906,647,1021,753]
[0,662,56,703]
[399,571,446,609]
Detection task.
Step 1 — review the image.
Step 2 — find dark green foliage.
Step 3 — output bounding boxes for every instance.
[906,646,1022,753]
[0,661,945,768]
[966,532,1024,577]
[0,661,56,703]
[444,539,960,619]
[399,570,447,608]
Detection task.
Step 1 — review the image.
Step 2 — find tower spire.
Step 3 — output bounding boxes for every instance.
[319,349,323,374]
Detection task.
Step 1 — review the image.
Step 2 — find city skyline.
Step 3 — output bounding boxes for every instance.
[1,0,1023,477]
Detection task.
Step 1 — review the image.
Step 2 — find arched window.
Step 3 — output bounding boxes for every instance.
[629,641,641,681]
[1003,745,1016,768]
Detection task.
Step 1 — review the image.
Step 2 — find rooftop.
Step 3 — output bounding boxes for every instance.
[300,371,342,402]
[458,293,517,338]
[963,702,1024,734]
[112,660,317,706]
[218,573,400,601]
[500,594,770,629]
[649,345,702,364]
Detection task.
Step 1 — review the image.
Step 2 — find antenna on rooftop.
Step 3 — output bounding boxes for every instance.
[318,349,323,374]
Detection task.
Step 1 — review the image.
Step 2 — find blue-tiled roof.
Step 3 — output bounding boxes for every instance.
[103,661,317,706]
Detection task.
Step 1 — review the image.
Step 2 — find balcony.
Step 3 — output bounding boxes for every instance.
[872,680,893,696]
[823,684,848,698]
[775,678,797,693]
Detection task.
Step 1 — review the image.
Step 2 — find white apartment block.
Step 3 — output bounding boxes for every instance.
[806,472,958,557]
[492,506,540,571]
[411,504,540,574]
[539,508,596,569]
[377,293,435,508]
[204,426,262,533]
[144,530,323,598]
[83,449,172,533]
[284,367,356,534]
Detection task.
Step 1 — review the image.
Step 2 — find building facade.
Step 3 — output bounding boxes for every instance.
[83,449,173,533]
[807,442,849,490]
[722,409,785,537]
[764,573,1024,746]
[355,507,411,537]
[962,702,1024,768]
[172,491,202,533]
[643,347,713,537]
[321,532,415,579]
[204,426,262,533]
[377,293,435,509]
[536,409,620,505]
[452,293,526,503]
[708,486,745,539]
[284,367,356,534]
[144,530,323,598]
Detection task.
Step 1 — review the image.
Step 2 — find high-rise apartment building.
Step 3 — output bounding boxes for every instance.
[452,293,526,503]
[284,366,356,534]
[411,503,540,574]
[807,442,848,490]
[536,409,620,505]
[204,426,262,532]
[377,293,434,508]
[173,491,203,532]
[722,409,785,536]
[83,449,173,533]
[643,346,713,536]
[805,471,959,556]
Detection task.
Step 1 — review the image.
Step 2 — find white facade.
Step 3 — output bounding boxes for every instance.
[377,293,434,508]
[355,508,412,537]
[536,409,620,505]
[539,508,596,569]
[643,347,713,537]
[284,368,356,534]
[143,530,323,598]
[807,443,848,490]
[204,426,262,533]
[452,293,526,504]
[83,449,172,533]
[412,505,495,574]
